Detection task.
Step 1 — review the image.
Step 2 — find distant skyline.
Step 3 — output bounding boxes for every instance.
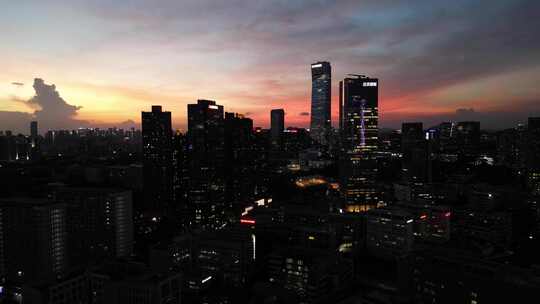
[1,0,539,133]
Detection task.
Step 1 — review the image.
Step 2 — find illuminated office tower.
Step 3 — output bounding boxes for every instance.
[310,61,331,146]
[270,109,285,148]
[187,100,225,230]
[141,105,173,217]
[339,75,378,153]
[339,75,381,212]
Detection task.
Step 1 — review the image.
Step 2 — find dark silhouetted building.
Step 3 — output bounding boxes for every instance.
[455,121,480,157]
[224,113,254,209]
[310,61,331,146]
[187,100,225,230]
[172,131,189,226]
[141,105,173,217]
[0,198,67,284]
[412,248,540,304]
[401,122,433,182]
[401,123,424,156]
[54,187,134,264]
[526,117,540,195]
[30,121,38,138]
[270,109,285,148]
[29,121,41,160]
[89,261,182,304]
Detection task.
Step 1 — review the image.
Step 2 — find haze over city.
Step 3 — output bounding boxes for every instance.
[1,0,539,133]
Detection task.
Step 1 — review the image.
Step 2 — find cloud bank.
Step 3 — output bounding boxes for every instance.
[0,79,139,134]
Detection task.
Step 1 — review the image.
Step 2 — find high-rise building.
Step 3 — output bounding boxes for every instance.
[338,75,381,212]
[401,123,424,153]
[141,105,173,217]
[310,61,331,146]
[0,198,67,284]
[187,100,226,230]
[526,117,540,195]
[172,131,189,226]
[455,121,480,157]
[54,187,134,264]
[339,75,378,153]
[270,109,285,148]
[30,121,38,138]
[224,112,254,209]
[401,122,432,182]
[29,121,40,160]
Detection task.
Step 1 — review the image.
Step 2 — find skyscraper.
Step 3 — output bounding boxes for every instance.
[455,121,480,157]
[30,121,38,138]
[270,109,285,148]
[172,130,189,227]
[310,61,331,146]
[141,105,173,217]
[224,112,254,208]
[29,121,40,160]
[339,75,378,153]
[526,117,540,195]
[187,99,225,230]
[338,75,381,212]
[401,122,431,181]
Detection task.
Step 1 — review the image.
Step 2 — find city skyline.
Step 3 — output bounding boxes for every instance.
[2,2,540,303]
[1,1,540,133]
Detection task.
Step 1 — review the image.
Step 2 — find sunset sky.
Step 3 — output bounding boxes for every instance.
[1,0,539,133]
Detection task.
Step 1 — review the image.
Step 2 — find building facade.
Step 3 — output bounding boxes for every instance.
[141,105,173,217]
[310,61,331,146]
[339,75,381,212]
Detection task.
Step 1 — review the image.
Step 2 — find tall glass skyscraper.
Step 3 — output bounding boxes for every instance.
[310,61,331,146]
[339,75,378,154]
[339,75,381,213]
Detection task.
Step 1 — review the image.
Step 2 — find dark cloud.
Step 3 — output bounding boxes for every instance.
[299,112,309,116]
[455,108,477,118]
[11,82,24,86]
[27,78,82,120]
